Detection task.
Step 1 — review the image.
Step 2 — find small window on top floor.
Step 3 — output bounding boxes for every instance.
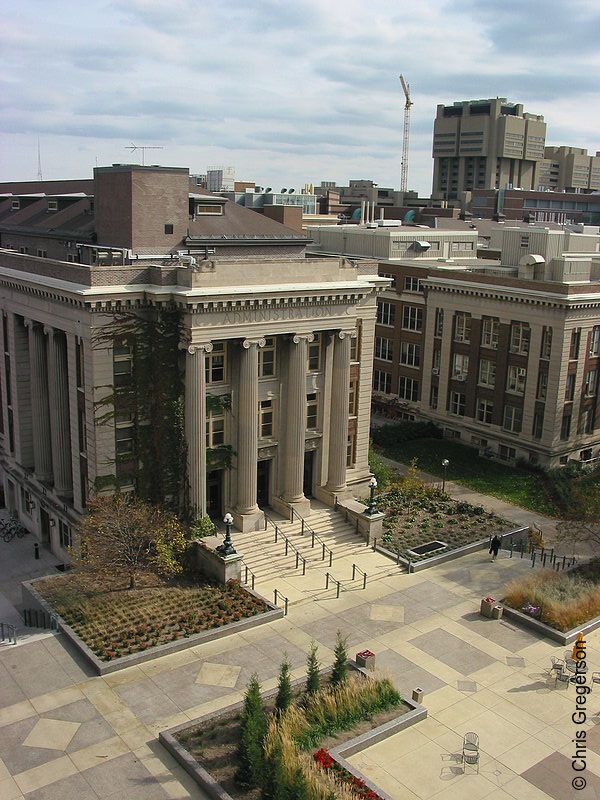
[11,199,20,211]
[48,200,58,212]
[164,224,174,235]
[195,203,223,216]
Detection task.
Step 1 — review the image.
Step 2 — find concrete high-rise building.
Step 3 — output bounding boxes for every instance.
[537,146,600,192]
[432,98,546,200]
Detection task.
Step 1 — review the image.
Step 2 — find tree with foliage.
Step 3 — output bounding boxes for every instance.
[306,640,320,697]
[556,484,600,556]
[74,494,187,589]
[275,656,293,717]
[236,673,267,788]
[329,630,348,688]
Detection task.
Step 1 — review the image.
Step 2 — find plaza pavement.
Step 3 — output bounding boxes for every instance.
[1,492,599,799]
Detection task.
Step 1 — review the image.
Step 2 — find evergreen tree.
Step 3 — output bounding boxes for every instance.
[306,640,320,697]
[329,630,348,687]
[261,732,289,800]
[236,673,267,787]
[274,656,293,717]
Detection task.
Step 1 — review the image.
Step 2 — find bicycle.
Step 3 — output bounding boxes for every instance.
[0,518,28,542]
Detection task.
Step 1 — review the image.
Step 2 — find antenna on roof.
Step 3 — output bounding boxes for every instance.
[126,143,164,166]
[37,138,43,181]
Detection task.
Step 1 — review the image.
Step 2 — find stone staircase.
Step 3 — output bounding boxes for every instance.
[233,502,403,608]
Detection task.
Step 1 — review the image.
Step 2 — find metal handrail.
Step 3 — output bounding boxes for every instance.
[240,560,257,591]
[263,514,307,574]
[288,508,334,567]
[351,563,368,589]
[325,571,343,598]
[273,588,289,616]
[0,622,17,644]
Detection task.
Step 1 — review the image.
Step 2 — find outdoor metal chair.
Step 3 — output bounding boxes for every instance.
[555,668,570,690]
[550,656,564,675]
[462,732,480,773]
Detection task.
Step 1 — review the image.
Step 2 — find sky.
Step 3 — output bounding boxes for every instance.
[1,0,599,197]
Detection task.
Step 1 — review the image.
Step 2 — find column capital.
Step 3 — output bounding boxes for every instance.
[291,333,315,345]
[242,337,266,349]
[337,329,357,340]
[179,341,213,355]
[43,324,59,337]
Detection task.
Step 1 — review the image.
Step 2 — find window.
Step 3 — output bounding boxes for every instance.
[350,328,360,362]
[532,412,544,439]
[498,445,516,461]
[503,405,522,433]
[590,326,600,356]
[507,365,527,394]
[579,408,594,435]
[164,224,174,235]
[560,413,572,440]
[347,433,356,467]
[348,382,358,416]
[398,376,418,401]
[11,199,20,210]
[570,329,580,360]
[434,308,444,337]
[115,413,135,456]
[59,520,72,550]
[37,249,47,258]
[380,272,396,288]
[195,203,223,216]
[536,371,548,400]
[259,337,276,377]
[452,353,469,379]
[403,276,422,292]
[308,333,321,371]
[565,373,576,402]
[432,348,441,372]
[479,359,496,387]
[113,339,133,387]
[481,317,499,349]
[373,370,391,393]
[451,240,474,251]
[477,398,493,424]
[307,393,318,430]
[259,400,273,438]
[48,200,58,212]
[430,384,438,409]
[450,391,466,416]
[402,306,423,332]
[510,322,530,354]
[375,336,393,361]
[540,326,552,359]
[585,370,597,396]
[206,341,225,383]
[454,313,471,343]
[400,342,420,367]
[206,409,225,446]
[377,301,395,326]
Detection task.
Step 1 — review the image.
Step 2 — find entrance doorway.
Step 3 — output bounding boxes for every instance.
[303,451,314,498]
[40,508,51,545]
[206,470,223,519]
[257,460,270,507]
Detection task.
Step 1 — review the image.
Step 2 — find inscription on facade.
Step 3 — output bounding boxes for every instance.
[222,306,343,325]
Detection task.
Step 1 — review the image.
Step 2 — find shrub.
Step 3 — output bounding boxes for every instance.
[275,657,293,717]
[236,673,267,788]
[329,631,348,688]
[306,641,320,697]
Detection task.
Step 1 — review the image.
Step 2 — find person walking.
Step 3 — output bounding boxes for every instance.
[490,534,501,562]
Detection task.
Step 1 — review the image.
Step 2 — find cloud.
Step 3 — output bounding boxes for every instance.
[0,0,598,194]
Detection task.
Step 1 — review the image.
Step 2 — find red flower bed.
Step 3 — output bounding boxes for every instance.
[313,748,385,800]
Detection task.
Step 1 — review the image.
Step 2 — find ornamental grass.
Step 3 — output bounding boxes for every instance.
[503,570,600,632]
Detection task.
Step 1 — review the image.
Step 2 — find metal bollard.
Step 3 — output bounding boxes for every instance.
[363,573,367,590]
[251,574,255,591]
[302,558,306,576]
[322,543,326,561]
[274,526,278,542]
[532,551,536,568]
[329,550,332,568]
[285,539,289,556]
[301,519,305,535]
[274,589,278,606]
[542,552,547,566]
[336,580,340,599]
[352,564,356,580]
[284,597,288,616]
[562,555,566,570]
[295,552,299,569]
[34,542,40,560]
[325,572,330,589]
[510,540,513,558]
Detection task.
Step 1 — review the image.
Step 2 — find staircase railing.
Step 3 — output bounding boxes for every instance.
[285,508,334,567]
[0,622,17,644]
[263,514,308,574]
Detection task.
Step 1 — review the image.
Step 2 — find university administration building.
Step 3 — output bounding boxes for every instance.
[0,165,385,557]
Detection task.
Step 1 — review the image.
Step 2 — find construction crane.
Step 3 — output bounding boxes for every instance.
[399,74,413,193]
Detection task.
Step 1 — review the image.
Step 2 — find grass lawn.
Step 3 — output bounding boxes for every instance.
[374,436,558,515]
[33,573,269,661]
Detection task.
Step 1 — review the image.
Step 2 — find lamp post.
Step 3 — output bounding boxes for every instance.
[216,512,237,556]
[364,477,378,516]
[441,459,449,493]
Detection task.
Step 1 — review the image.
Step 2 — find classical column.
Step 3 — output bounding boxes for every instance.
[45,327,73,497]
[235,338,265,517]
[184,342,212,517]
[283,333,313,506]
[326,330,353,493]
[25,320,53,483]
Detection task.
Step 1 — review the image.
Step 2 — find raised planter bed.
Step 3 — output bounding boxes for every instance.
[501,605,600,645]
[21,577,282,676]
[159,662,427,800]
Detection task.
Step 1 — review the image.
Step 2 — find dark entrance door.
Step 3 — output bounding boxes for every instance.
[257,460,270,507]
[303,451,314,498]
[206,470,222,519]
[40,508,51,544]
